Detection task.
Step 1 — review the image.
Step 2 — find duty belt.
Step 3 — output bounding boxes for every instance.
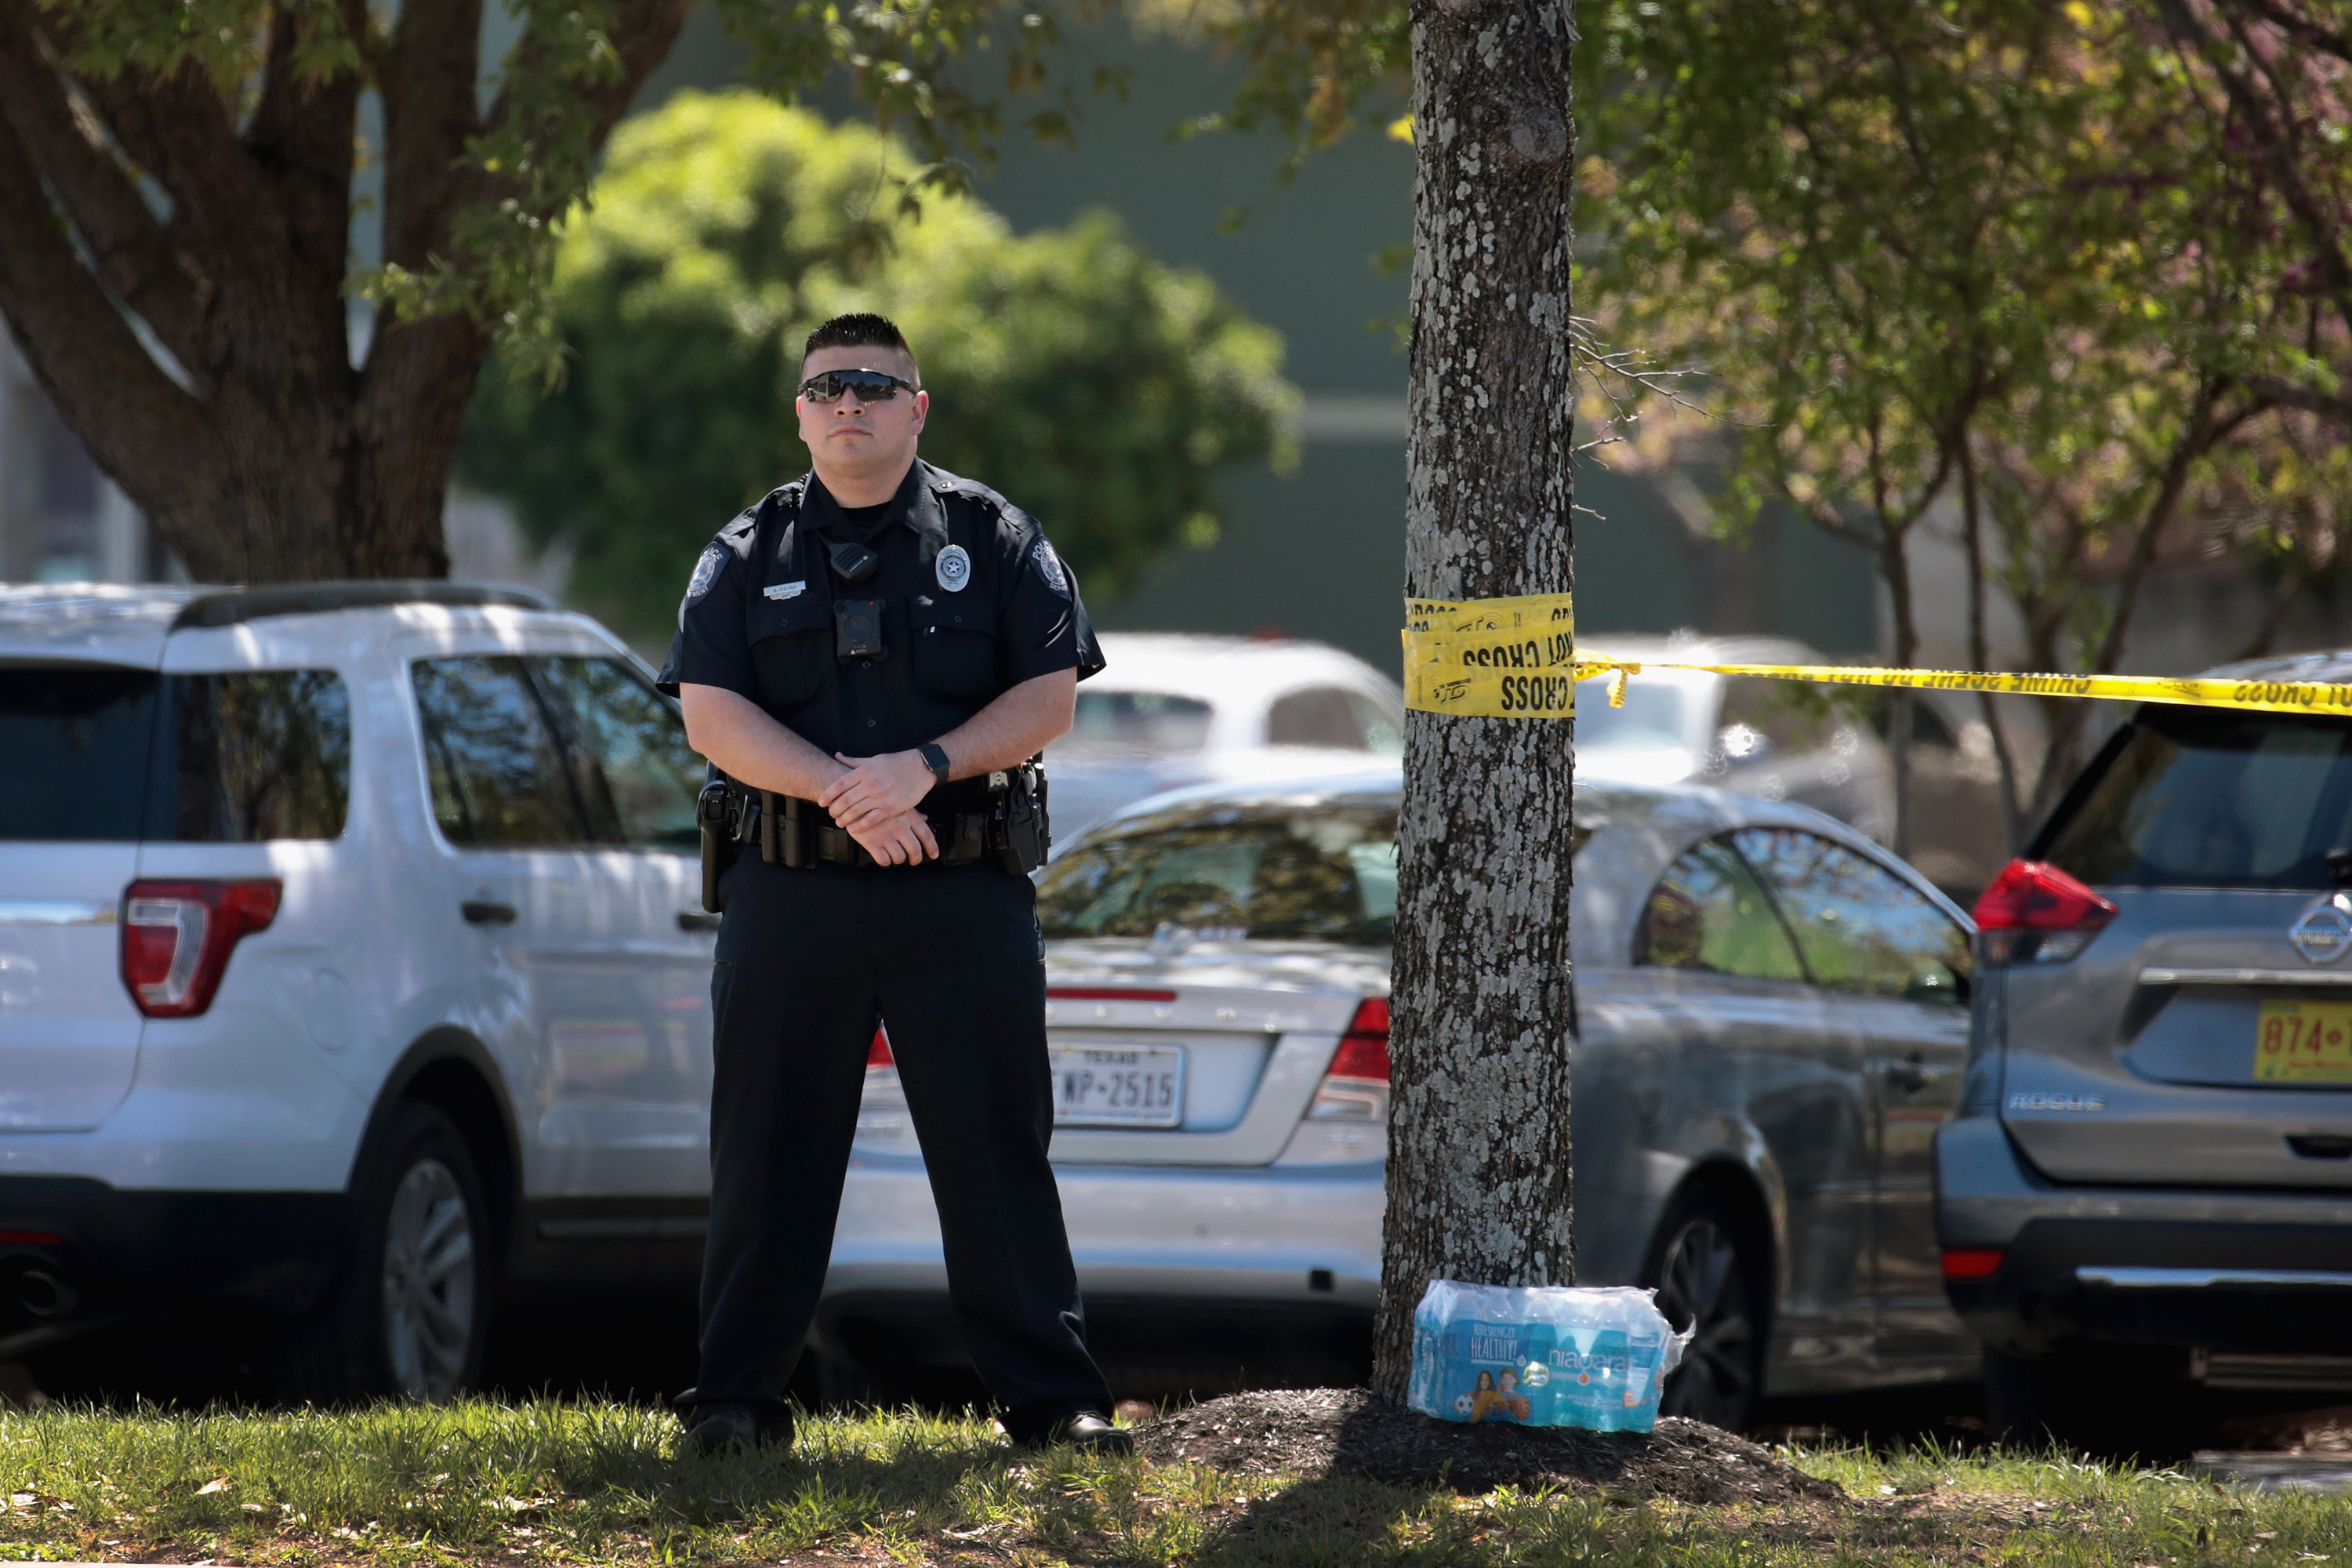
[811,809,993,868]
[707,786,994,869]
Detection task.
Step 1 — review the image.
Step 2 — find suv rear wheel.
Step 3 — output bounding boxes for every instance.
[1643,1187,1766,1432]
[273,1102,491,1404]
[1984,1345,2200,1458]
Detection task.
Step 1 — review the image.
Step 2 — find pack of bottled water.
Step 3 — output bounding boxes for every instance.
[1406,1279,1692,1434]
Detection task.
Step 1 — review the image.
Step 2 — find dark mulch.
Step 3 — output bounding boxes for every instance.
[1133,1388,1843,1504]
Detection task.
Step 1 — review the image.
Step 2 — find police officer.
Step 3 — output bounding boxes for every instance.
[657,313,1128,1457]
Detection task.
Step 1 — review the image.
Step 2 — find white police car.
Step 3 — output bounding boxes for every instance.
[0,583,714,1401]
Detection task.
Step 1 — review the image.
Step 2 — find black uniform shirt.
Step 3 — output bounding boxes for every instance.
[656,459,1105,807]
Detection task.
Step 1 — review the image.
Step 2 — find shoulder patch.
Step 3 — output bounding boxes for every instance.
[1030,539,1069,598]
[681,543,729,629]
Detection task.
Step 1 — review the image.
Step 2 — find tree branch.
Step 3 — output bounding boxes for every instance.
[2158,0,2352,344]
[2217,0,2352,64]
[476,0,691,182]
[2244,372,2352,423]
[1787,492,1882,551]
[0,97,216,522]
[0,2,207,372]
[378,0,485,274]
[64,45,271,276]
[245,2,365,334]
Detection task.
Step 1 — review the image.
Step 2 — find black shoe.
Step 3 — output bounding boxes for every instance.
[681,1402,793,1456]
[1026,1410,1135,1455]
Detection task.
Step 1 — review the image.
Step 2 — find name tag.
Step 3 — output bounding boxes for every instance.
[763,581,806,601]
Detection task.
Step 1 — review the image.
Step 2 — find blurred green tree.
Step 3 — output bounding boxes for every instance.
[457,91,1295,642]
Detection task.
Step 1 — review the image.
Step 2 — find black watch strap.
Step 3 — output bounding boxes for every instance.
[917,742,952,787]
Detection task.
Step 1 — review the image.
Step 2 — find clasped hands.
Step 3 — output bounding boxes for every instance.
[817,748,942,865]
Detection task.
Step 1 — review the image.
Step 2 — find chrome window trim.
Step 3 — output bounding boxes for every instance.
[0,899,117,926]
[2139,967,2352,987]
[2078,1265,2352,1290]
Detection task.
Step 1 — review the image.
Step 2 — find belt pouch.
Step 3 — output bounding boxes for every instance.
[781,794,813,869]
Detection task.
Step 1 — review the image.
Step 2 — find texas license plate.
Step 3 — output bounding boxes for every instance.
[2255,1000,2352,1083]
[1052,1045,1185,1127]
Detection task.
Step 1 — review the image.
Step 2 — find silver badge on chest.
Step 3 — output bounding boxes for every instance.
[935,543,972,593]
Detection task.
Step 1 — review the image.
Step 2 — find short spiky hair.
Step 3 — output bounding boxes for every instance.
[803,313,918,383]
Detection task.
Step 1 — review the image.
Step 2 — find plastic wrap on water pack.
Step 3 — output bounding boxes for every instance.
[1406,1279,1693,1434]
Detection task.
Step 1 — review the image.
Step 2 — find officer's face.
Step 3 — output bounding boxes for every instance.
[797,345,928,483]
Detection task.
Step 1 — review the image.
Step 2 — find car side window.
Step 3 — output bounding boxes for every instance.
[1267,687,1370,749]
[535,657,702,853]
[169,670,351,841]
[1346,691,1404,756]
[1635,836,1807,982]
[412,657,590,848]
[1733,827,1972,1005]
[1716,678,1844,759]
[1065,689,1214,754]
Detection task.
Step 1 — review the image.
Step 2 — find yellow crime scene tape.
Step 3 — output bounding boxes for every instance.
[1401,592,2352,720]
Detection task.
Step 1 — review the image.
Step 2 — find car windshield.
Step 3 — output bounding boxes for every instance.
[1038,798,1399,943]
[1572,681,1690,752]
[2041,706,2352,889]
[1062,689,1215,756]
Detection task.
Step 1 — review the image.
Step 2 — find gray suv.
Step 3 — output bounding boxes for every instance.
[1937,655,2352,1449]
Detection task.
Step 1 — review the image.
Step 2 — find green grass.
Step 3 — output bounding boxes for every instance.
[0,1399,2346,1566]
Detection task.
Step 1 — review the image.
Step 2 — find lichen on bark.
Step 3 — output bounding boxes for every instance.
[1374,0,1577,1402]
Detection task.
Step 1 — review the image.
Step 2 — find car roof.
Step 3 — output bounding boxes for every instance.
[1091,633,1400,702]
[1068,764,1971,933]
[1575,632,1835,667]
[2198,648,2352,685]
[0,581,574,667]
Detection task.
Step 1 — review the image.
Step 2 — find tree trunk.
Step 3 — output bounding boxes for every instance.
[1374,0,1577,1402]
[1879,524,1918,858]
[1956,440,2024,851]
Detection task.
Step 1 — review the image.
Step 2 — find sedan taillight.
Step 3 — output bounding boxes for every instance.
[1308,997,1391,1122]
[121,880,281,1018]
[1971,858,2116,965]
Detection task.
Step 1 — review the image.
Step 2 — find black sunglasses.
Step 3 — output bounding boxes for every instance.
[798,368,917,404]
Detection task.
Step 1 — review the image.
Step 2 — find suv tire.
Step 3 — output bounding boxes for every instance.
[1983,1345,2198,1458]
[271,1102,492,1405]
[1642,1186,1766,1433]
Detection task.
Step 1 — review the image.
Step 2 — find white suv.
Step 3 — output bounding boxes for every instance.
[0,583,714,1401]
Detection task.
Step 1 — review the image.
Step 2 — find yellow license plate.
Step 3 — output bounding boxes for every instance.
[2255,1000,2352,1083]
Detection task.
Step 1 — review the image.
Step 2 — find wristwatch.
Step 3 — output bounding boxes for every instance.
[917,741,952,788]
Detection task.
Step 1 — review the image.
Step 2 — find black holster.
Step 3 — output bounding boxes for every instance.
[697,775,737,913]
[987,758,1051,875]
[700,773,805,909]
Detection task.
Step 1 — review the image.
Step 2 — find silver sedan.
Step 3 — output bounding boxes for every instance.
[818,768,1980,1428]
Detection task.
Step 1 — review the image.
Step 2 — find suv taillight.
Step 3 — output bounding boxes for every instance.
[1971,859,2115,965]
[1308,997,1390,1122]
[121,880,281,1018]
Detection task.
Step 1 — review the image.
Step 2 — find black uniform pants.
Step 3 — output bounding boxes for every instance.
[695,853,1112,1437]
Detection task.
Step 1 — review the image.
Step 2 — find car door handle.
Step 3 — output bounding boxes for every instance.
[677,910,721,933]
[461,900,518,926]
